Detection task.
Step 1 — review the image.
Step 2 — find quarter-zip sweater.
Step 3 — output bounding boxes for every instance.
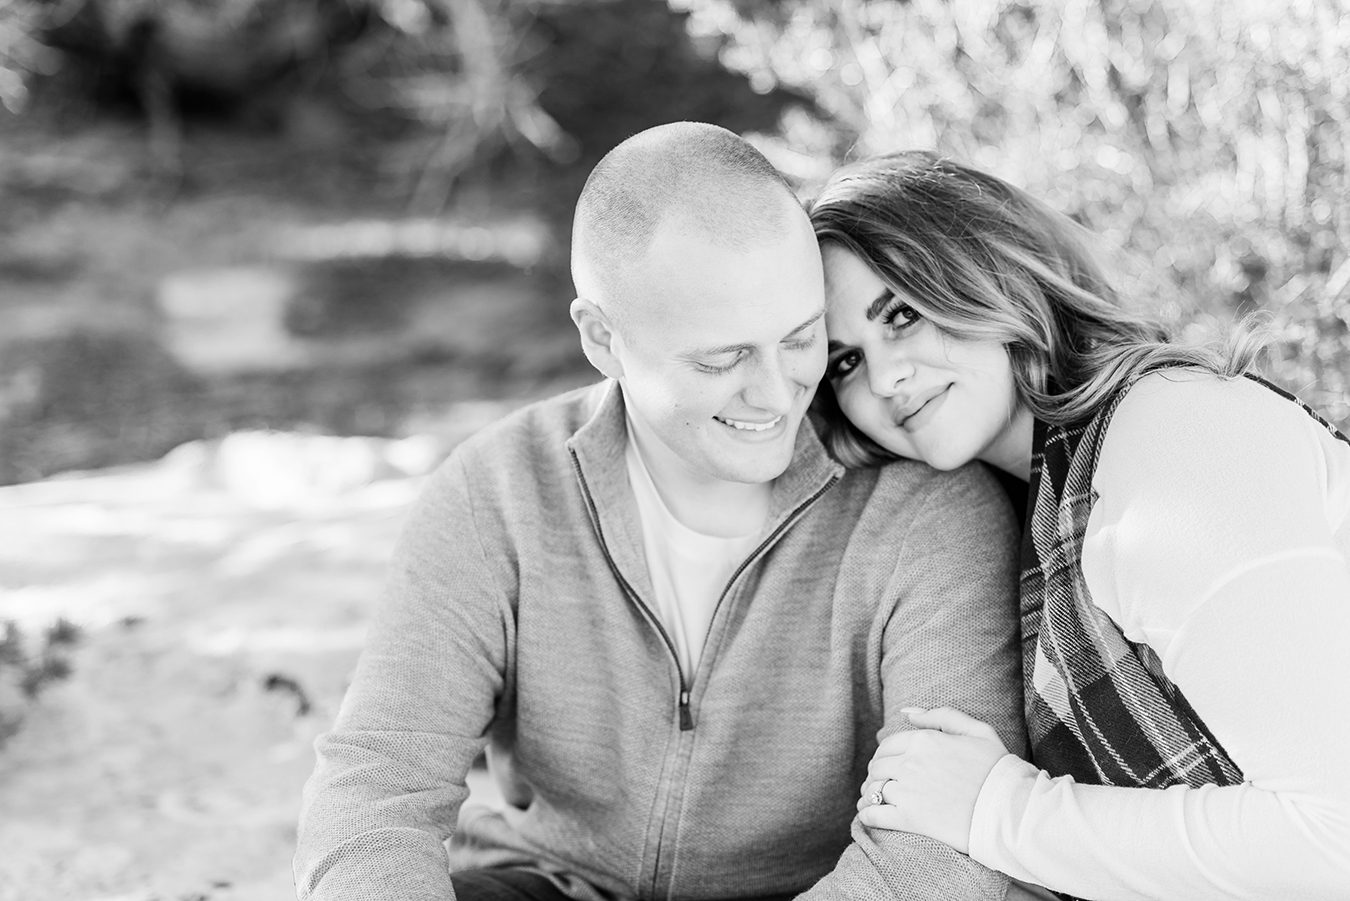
[295,380,1025,901]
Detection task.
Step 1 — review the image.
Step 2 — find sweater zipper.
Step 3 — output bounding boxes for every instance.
[699,473,841,670]
[657,472,840,901]
[569,450,691,724]
[573,449,840,731]
[573,448,839,901]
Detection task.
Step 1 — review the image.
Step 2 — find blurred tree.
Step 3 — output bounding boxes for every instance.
[0,0,51,113]
[523,0,810,171]
[342,0,811,224]
[324,0,812,283]
[23,0,371,174]
[9,0,1343,480]
[0,0,810,483]
[516,0,813,272]
[678,0,1350,425]
[325,0,569,212]
[10,0,806,205]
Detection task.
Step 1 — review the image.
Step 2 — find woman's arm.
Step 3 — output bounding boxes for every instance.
[969,373,1350,900]
[971,554,1350,900]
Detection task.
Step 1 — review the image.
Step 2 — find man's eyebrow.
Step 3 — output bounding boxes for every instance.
[685,309,825,357]
[685,339,756,358]
[785,308,825,337]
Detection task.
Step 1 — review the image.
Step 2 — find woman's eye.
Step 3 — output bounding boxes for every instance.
[880,298,921,333]
[826,350,860,380]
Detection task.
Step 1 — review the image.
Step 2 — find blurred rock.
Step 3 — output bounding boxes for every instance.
[157,266,308,375]
[161,430,442,508]
[0,331,209,485]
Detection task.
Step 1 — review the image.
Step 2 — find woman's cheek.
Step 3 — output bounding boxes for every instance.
[840,384,876,433]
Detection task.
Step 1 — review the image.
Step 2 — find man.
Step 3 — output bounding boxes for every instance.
[294,122,1024,901]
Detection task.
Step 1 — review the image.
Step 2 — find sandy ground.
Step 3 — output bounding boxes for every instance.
[0,415,519,901]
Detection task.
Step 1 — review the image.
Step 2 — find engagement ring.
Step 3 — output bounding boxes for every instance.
[868,779,893,806]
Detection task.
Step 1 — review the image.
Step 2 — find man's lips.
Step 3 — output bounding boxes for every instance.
[714,414,784,432]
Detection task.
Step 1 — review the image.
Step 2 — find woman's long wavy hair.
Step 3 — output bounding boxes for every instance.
[808,150,1267,468]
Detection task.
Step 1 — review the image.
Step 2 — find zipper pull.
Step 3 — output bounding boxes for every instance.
[678,690,694,731]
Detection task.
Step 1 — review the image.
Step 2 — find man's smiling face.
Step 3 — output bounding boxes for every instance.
[613,197,827,490]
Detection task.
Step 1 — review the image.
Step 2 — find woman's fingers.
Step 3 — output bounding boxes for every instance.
[867,747,914,781]
[872,709,1000,759]
[874,728,923,757]
[857,717,1008,852]
[856,776,899,811]
[870,729,950,775]
[857,794,912,831]
[902,706,1000,740]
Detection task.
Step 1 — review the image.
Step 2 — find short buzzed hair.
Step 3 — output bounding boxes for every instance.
[571,122,796,317]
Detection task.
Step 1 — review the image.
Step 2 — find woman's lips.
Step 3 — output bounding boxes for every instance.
[898,385,950,429]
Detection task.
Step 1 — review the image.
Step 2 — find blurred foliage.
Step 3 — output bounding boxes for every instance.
[679,0,1350,426]
[2,0,802,209]
[0,0,45,113]
[0,617,80,749]
[1,0,1346,490]
[0,0,802,484]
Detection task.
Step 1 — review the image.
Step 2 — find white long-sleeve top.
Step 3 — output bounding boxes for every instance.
[970,371,1350,901]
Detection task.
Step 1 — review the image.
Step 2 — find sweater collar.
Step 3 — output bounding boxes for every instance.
[566,381,842,594]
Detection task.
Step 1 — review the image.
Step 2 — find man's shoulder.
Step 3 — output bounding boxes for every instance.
[397,384,610,557]
[453,380,607,464]
[827,458,1016,552]
[816,460,1017,599]
[415,381,608,513]
[839,457,1007,513]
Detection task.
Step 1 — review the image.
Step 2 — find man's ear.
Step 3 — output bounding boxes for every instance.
[570,297,625,380]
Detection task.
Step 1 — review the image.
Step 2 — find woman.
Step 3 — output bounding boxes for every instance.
[809,151,1350,900]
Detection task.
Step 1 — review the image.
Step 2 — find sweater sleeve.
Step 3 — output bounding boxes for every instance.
[968,373,1350,900]
[293,453,512,901]
[799,463,1026,901]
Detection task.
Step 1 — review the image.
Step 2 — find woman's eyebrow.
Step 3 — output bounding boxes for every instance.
[865,289,893,321]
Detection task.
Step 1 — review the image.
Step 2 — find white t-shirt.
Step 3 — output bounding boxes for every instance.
[970,371,1350,900]
[624,430,764,681]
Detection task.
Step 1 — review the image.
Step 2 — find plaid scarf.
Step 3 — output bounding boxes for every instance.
[1021,376,1248,789]
[1019,372,1347,900]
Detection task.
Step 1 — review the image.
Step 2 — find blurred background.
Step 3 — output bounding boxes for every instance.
[0,0,1346,898]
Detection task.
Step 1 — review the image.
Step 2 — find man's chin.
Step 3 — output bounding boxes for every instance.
[717,440,798,485]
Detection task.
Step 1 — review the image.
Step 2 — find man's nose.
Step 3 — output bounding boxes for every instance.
[743,353,796,413]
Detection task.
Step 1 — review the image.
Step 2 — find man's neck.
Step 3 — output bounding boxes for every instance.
[625,418,772,539]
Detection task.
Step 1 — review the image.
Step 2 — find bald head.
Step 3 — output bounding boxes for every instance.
[571,122,800,318]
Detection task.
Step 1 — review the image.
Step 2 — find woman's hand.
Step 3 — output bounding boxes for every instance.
[858,707,1010,854]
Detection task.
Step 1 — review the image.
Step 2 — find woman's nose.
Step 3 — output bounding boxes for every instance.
[867,350,912,398]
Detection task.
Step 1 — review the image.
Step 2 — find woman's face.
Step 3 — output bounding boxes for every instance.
[821,243,1032,477]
